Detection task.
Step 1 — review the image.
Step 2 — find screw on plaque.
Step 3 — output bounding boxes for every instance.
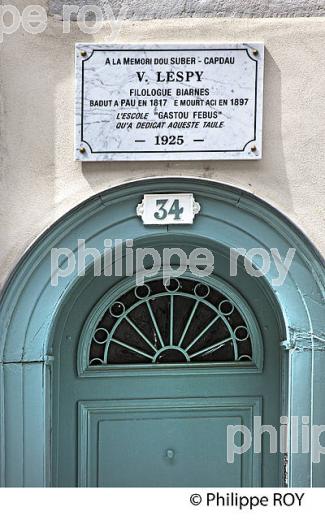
[251,145,257,153]
[79,146,86,154]
[252,48,259,56]
[80,50,87,57]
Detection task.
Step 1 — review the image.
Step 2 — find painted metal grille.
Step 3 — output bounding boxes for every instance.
[89,278,252,366]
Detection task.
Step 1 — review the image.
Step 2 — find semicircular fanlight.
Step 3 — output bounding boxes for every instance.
[88,278,253,366]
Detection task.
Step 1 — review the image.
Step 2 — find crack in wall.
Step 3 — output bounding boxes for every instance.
[282,327,325,350]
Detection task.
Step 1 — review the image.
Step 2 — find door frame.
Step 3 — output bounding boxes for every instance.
[0,177,324,486]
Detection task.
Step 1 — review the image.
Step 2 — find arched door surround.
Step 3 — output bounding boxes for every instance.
[0,178,324,486]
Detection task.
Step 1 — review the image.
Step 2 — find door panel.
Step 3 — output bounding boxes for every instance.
[79,397,261,486]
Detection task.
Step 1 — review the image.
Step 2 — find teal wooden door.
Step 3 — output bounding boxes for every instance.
[53,266,282,487]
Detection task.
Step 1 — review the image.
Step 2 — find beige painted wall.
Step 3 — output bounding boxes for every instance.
[0,11,324,288]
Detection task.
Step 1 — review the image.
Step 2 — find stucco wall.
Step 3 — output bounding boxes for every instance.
[0,7,324,288]
[48,0,325,19]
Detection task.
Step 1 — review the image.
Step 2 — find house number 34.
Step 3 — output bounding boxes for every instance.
[136,193,201,225]
[154,199,184,221]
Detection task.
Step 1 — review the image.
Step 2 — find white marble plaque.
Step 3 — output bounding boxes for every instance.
[75,44,264,161]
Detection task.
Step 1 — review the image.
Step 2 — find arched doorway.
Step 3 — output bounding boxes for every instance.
[52,265,280,487]
[0,178,324,486]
